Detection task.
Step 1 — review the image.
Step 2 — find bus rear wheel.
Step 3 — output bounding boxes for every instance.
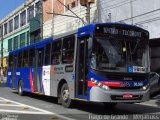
[18,80,24,96]
[60,83,73,108]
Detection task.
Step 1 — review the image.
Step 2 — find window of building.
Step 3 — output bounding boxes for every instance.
[14,15,19,30]
[9,19,13,33]
[66,1,78,11]
[17,52,22,68]
[27,31,30,45]
[34,31,40,42]
[35,1,41,16]
[0,26,2,37]
[71,1,76,8]
[30,30,40,44]
[14,36,19,50]
[51,40,62,65]
[8,38,13,52]
[20,10,26,26]
[62,35,75,64]
[45,43,51,65]
[4,23,8,35]
[23,50,29,67]
[20,33,26,48]
[66,4,70,11]
[27,5,34,22]
[29,48,35,66]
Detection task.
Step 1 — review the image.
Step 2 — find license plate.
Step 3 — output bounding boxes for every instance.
[123,94,133,99]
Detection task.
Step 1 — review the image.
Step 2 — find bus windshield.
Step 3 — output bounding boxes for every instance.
[90,36,149,73]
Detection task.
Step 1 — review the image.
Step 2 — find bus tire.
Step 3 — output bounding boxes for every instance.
[103,103,117,108]
[60,83,73,108]
[18,80,24,96]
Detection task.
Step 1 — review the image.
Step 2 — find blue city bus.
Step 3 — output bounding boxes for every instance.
[7,23,150,107]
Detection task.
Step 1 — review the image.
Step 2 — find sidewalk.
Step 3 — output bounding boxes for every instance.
[0,83,6,87]
[0,77,7,87]
[0,76,7,86]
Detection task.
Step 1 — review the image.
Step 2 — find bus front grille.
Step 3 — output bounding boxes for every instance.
[111,95,143,100]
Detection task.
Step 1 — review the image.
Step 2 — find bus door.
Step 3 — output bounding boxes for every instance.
[34,48,44,92]
[76,37,88,98]
[12,55,17,88]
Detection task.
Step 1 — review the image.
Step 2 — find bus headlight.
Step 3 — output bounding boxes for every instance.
[91,78,110,90]
[102,85,110,90]
[142,83,150,90]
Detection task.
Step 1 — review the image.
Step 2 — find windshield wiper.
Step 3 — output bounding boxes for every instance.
[130,39,140,55]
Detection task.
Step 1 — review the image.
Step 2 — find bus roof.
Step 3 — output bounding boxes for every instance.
[77,22,148,37]
[9,22,148,55]
[9,37,53,55]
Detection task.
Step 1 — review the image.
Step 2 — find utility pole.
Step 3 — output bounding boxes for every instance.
[86,3,91,24]
[97,0,102,22]
[0,25,3,82]
[80,0,95,24]
[40,0,43,40]
[51,0,54,36]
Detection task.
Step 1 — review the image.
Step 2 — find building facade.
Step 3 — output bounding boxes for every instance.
[98,0,160,39]
[0,0,53,77]
[43,0,97,37]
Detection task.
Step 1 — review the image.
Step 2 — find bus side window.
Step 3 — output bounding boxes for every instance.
[51,40,62,65]
[29,48,35,66]
[45,43,51,65]
[13,55,18,68]
[62,35,75,64]
[23,50,29,67]
[8,55,13,68]
[17,52,22,68]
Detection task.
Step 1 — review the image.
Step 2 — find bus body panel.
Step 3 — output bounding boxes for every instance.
[49,64,76,99]
[87,69,150,102]
[21,67,32,92]
[11,67,33,92]
[89,87,150,102]
[7,68,12,88]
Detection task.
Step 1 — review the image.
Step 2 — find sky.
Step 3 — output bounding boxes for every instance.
[0,0,27,20]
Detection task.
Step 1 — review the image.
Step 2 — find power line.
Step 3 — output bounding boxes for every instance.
[120,8,160,22]
[136,17,160,25]
[56,0,85,25]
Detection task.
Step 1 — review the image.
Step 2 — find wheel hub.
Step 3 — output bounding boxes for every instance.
[62,89,69,101]
[19,85,22,93]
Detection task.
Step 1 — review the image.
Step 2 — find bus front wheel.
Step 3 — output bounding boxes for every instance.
[18,80,24,96]
[60,83,73,108]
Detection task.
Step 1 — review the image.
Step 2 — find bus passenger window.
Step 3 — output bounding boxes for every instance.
[29,48,35,66]
[51,40,62,65]
[18,52,22,68]
[45,43,51,65]
[62,35,75,64]
[8,55,13,68]
[23,50,29,67]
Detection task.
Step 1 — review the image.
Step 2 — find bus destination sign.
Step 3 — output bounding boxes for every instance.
[103,27,142,37]
[95,25,148,38]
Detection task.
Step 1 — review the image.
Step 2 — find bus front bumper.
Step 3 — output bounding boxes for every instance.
[89,87,150,103]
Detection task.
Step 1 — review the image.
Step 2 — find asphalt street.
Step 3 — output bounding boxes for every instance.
[0,83,160,120]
